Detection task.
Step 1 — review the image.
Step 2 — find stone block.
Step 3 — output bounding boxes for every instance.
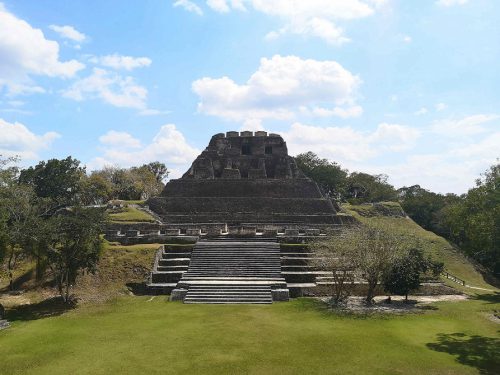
[255,131,267,137]
[169,288,188,301]
[226,131,239,137]
[306,229,320,236]
[240,131,253,137]
[186,228,201,236]
[221,168,241,179]
[272,289,290,301]
[126,230,139,237]
[166,229,181,236]
[285,229,299,236]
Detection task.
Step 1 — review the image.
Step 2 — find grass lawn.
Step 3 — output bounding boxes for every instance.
[108,206,156,223]
[1,296,498,374]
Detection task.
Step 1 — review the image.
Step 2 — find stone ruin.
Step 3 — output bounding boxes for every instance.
[106,131,357,303]
[147,130,354,235]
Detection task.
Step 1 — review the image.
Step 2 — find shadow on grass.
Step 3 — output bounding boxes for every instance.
[427,333,500,374]
[473,292,500,304]
[6,296,76,322]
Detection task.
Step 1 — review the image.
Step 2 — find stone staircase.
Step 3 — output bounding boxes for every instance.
[172,240,289,304]
[184,284,273,304]
[147,244,193,294]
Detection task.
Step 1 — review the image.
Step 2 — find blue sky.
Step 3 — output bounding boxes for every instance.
[0,0,498,193]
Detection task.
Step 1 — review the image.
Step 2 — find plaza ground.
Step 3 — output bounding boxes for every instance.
[1,294,498,374]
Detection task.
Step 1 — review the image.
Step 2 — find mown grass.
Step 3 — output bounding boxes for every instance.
[0,295,498,375]
[108,206,155,223]
[344,204,495,291]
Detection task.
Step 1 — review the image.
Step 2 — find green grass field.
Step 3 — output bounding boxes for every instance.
[1,296,498,375]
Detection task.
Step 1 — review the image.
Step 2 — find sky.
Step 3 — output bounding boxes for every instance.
[0,0,499,194]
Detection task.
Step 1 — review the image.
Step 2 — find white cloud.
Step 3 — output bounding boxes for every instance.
[402,35,412,43]
[200,0,382,44]
[0,4,84,95]
[431,114,499,137]
[49,24,86,42]
[0,118,59,159]
[193,55,362,123]
[138,108,171,116]
[174,0,204,15]
[89,54,152,71]
[99,130,142,149]
[436,0,468,6]
[435,102,447,111]
[90,124,200,178]
[62,68,148,109]
[282,122,420,162]
[414,107,428,115]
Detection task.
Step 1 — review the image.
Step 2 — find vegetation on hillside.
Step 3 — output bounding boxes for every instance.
[344,203,494,291]
[398,163,499,278]
[296,152,499,281]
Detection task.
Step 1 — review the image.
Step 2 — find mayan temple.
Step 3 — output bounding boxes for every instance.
[136,131,356,303]
[148,130,351,230]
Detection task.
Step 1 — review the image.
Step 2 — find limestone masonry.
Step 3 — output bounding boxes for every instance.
[148,131,352,230]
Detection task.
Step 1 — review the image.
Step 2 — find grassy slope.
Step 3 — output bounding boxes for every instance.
[344,203,496,292]
[1,296,498,375]
[108,206,155,223]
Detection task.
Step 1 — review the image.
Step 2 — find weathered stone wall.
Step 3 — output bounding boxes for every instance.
[147,130,354,228]
[180,131,303,180]
[160,179,323,198]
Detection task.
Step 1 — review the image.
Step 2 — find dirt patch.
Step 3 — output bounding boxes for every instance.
[319,294,468,314]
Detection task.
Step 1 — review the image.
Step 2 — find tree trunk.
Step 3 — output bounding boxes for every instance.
[366,280,377,305]
[8,250,14,291]
[65,269,70,303]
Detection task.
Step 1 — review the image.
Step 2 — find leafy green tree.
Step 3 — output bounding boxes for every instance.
[438,163,499,276]
[146,161,169,183]
[346,172,397,203]
[295,152,348,199]
[382,248,425,301]
[80,173,113,205]
[19,157,86,205]
[44,207,106,302]
[398,185,461,235]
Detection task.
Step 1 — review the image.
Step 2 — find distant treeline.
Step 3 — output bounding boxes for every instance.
[295,152,499,278]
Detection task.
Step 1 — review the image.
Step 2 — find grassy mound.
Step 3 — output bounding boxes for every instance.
[343,203,495,292]
[108,206,156,223]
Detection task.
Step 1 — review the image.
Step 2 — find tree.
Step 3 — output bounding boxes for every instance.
[398,185,461,235]
[43,207,106,302]
[295,152,348,199]
[80,173,113,205]
[346,172,397,203]
[19,157,86,205]
[331,224,412,304]
[146,161,169,183]
[312,238,357,304]
[382,248,425,301]
[437,163,499,277]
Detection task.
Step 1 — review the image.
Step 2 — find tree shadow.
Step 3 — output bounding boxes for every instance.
[473,292,500,304]
[427,332,500,374]
[6,296,76,322]
[0,269,34,293]
[125,282,149,295]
